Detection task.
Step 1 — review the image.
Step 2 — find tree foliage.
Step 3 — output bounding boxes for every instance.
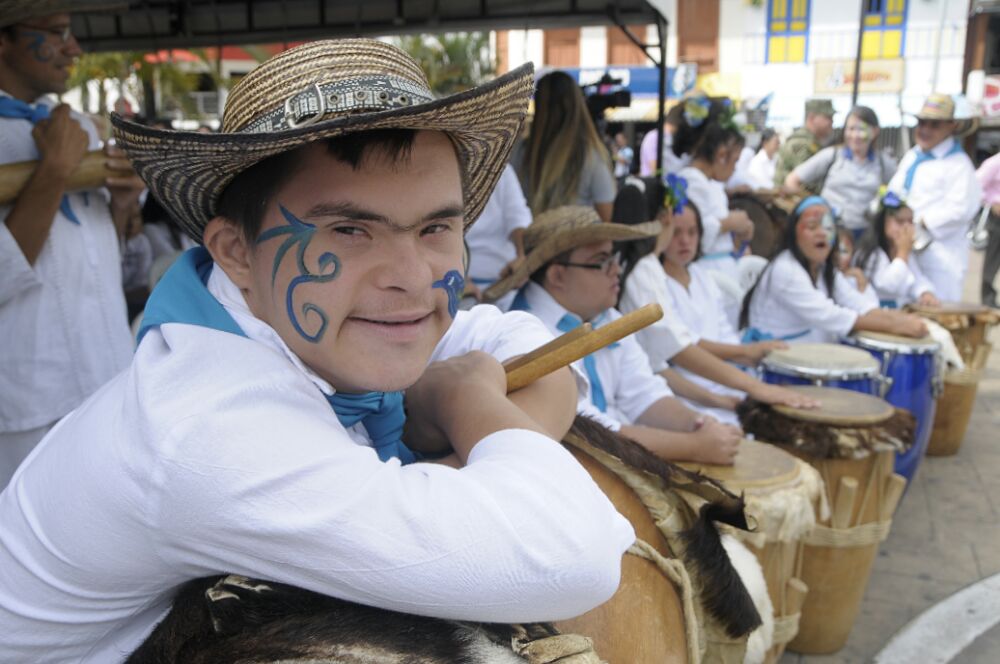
[395,32,495,95]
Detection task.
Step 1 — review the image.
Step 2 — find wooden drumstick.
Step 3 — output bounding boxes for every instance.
[502,323,592,373]
[785,577,808,616]
[879,473,907,523]
[505,303,663,393]
[831,477,859,529]
[0,150,111,205]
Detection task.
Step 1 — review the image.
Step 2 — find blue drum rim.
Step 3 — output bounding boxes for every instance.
[843,334,940,356]
[761,358,881,380]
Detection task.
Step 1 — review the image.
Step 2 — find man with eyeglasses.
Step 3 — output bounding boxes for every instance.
[0,2,140,488]
[491,205,743,465]
[887,93,982,301]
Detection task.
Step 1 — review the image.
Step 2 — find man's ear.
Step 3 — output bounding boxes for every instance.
[543,263,564,292]
[203,217,254,289]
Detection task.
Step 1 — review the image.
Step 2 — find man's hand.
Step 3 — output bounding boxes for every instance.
[748,382,820,409]
[32,104,88,181]
[402,351,510,459]
[691,419,742,465]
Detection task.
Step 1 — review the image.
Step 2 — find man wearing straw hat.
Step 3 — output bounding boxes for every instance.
[0,0,143,488]
[489,204,744,465]
[0,39,634,660]
[887,93,982,301]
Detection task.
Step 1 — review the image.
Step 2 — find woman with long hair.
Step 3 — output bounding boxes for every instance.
[784,106,895,238]
[515,71,616,221]
[853,192,940,308]
[740,197,927,343]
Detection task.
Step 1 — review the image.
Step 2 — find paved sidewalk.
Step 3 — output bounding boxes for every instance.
[779,251,1000,664]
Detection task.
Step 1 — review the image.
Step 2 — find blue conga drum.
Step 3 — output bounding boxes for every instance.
[761,343,882,394]
[841,332,941,484]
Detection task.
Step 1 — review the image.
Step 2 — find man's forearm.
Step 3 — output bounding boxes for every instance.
[4,163,69,264]
[507,366,577,442]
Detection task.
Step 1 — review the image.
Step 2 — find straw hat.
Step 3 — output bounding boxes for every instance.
[912,93,978,137]
[482,205,660,303]
[0,0,127,26]
[111,39,534,243]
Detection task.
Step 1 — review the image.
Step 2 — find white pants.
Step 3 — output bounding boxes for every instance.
[0,422,54,490]
[915,242,967,303]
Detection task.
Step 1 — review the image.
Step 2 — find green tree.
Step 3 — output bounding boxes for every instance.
[396,32,495,95]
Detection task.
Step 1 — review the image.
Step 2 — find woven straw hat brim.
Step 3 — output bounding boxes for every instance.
[111,62,534,244]
[0,0,127,26]
[483,220,661,303]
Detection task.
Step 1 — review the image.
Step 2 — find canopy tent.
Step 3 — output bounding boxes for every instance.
[70,0,672,172]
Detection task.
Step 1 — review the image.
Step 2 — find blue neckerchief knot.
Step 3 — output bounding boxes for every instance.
[903,141,963,192]
[0,96,81,225]
[326,390,414,464]
[558,313,608,412]
[141,247,418,464]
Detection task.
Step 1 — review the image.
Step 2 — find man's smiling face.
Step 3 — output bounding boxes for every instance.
[238,131,466,393]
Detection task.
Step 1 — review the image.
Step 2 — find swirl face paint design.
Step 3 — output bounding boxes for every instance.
[22,31,54,63]
[433,270,465,319]
[256,205,340,343]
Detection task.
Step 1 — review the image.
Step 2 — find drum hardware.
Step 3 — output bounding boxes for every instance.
[912,220,933,253]
[967,206,990,251]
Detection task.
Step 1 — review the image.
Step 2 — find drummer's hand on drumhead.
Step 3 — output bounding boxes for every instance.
[693,420,741,465]
[749,383,820,410]
[741,340,788,365]
[896,312,929,338]
[917,291,940,308]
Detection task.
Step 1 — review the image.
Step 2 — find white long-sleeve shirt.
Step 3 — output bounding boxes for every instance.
[679,166,734,259]
[859,248,935,307]
[620,254,698,371]
[0,268,633,663]
[0,92,133,432]
[465,164,532,286]
[746,250,878,344]
[515,283,672,431]
[888,138,981,263]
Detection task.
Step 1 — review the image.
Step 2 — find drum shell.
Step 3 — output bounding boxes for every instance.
[841,336,939,483]
[556,446,689,664]
[927,371,979,456]
[784,450,894,655]
[761,366,878,395]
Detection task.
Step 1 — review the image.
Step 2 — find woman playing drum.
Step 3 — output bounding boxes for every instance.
[740,196,928,343]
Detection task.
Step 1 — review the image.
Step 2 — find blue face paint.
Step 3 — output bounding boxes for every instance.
[21,31,53,63]
[256,205,340,343]
[433,270,465,319]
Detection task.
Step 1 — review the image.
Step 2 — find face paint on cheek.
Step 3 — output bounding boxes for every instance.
[255,205,341,343]
[821,212,837,246]
[433,270,465,319]
[22,31,53,62]
[857,122,871,142]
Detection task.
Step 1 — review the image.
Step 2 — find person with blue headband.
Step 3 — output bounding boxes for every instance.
[0,40,633,660]
[740,196,928,343]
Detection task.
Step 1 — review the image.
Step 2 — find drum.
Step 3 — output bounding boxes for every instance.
[681,440,826,663]
[738,386,909,655]
[761,343,882,395]
[729,192,788,258]
[907,302,1000,455]
[842,331,940,483]
[561,417,765,664]
[557,445,691,664]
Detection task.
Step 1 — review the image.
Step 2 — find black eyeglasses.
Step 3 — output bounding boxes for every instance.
[555,252,622,275]
[17,24,74,43]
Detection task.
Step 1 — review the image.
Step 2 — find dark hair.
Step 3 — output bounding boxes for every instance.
[613,181,664,289]
[661,200,704,264]
[739,202,840,329]
[529,249,572,287]
[759,128,777,147]
[846,105,880,130]
[672,98,743,161]
[853,201,910,277]
[216,129,417,242]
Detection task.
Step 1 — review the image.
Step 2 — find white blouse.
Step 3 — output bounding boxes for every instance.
[620,254,697,371]
[860,248,934,307]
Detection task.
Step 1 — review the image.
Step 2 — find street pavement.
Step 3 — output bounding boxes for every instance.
[779,250,1000,664]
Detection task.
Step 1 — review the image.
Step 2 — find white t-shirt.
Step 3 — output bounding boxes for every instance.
[746,250,877,344]
[745,149,777,191]
[0,92,133,432]
[620,254,697,371]
[516,283,673,431]
[465,165,532,286]
[859,248,935,307]
[0,268,633,663]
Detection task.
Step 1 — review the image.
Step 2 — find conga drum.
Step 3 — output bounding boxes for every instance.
[841,331,940,482]
[681,440,826,663]
[760,343,882,395]
[737,386,911,654]
[907,302,1000,455]
[560,418,765,664]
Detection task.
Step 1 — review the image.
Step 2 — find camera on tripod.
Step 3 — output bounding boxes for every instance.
[581,73,631,120]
